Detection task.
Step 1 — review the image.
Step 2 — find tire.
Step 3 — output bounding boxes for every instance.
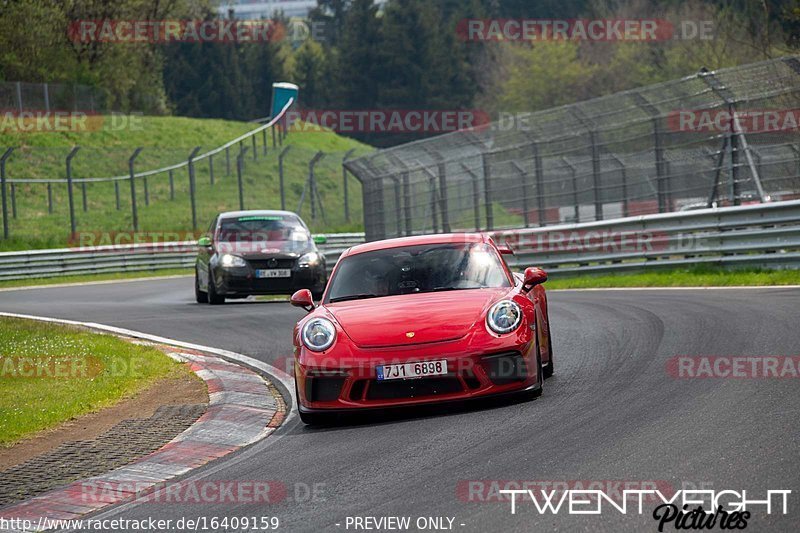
[207,271,225,305]
[195,268,208,303]
[543,320,555,379]
[520,336,544,401]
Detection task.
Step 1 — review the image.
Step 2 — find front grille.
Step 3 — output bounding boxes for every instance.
[248,258,296,270]
[483,351,528,385]
[366,377,463,400]
[306,376,345,402]
[349,380,367,401]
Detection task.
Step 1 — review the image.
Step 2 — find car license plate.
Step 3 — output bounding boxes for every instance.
[256,269,291,278]
[377,360,448,381]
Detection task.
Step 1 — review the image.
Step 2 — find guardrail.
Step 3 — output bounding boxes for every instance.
[492,200,800,274]
[0,234,366,282]
[1,201,798,282]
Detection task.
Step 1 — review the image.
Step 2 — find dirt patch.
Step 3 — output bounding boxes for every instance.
[0,369,207,471]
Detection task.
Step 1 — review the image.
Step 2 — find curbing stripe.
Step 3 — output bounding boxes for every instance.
[0,312,293,532]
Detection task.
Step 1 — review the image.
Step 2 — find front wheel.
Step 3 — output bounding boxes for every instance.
[207,271,225,305]
[195,268,208,303]
[520,337,544,401]
[543,320,554,379]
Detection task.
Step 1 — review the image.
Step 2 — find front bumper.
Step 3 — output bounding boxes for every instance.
[295,336,539,412]
[214,265,326,296]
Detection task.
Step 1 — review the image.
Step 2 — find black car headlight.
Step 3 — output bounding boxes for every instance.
[487,300,522,334]
[301,318,336,351]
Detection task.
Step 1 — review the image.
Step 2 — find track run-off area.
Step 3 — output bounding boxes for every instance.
[1,278,798,532]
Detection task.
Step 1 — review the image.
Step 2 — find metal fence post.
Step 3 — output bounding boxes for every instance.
[10,183,16,219]
[81,182,88,212]
[66,147,80,236]
[169,170,175,200]
[0,148,12,239]
[272,126,277,148]
[279,146,291,211]
[43,83,50,112]
[188,147,201,231]
[460,163,482,231]
[437,161,450,232]
[610,154,629,217]
[482,152,494,230]
[424,149,450,233]
[128,147,143,232]
[561,156,579,223]
[342,148,356,223]
[252,135,257,161]
[262,129,268,156]
[114,181,120,210]
[236,147,248,210]
[48,183,54,214]
[729,118,740,206]
[308,151,325,221]
[392,177,402,237]
[532,141,546,226]
[511,162,531,228]
[143,176,149,206]
[15,82,22,112]
[225,146,231,176]
[209,155,214,186]
[588,130,603,220]
[402,172,412,235]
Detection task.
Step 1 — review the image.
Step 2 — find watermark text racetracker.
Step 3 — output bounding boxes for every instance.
[0,111,143,133]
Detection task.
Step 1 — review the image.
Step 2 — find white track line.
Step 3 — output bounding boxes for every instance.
[0,311,297,426]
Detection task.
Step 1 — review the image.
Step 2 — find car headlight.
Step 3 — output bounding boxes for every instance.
[220,254,247,268]
[487,300,522,334]
[301,318,336,351]
[298,252,320,267]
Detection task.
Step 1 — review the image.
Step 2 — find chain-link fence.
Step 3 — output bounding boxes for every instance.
[0,82,107,112]
[345,56,800,241]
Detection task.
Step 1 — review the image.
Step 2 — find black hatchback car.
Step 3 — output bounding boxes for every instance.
[195,210,328,304]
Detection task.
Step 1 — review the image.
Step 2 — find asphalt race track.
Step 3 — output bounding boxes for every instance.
[1,279,798,532]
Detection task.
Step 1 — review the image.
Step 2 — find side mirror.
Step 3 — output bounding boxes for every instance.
[313,235,328,245]
[290,289,315,312]
[522,267,548,291]
[497,245,514,255]
[197,236,212,248]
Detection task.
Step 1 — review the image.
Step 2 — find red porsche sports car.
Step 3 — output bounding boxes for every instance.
[290,233,553,424]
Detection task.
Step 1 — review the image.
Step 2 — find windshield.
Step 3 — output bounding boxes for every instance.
[326,243,511,303]
[215,215,311,254]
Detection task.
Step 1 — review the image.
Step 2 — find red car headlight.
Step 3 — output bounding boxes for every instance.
[302,318,337,351]
[487,300,522,334]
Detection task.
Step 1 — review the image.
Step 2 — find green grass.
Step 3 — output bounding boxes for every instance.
[0,268,191,290]
[544,266,800,289]
[0,116,372,252]
[0,316,192,446]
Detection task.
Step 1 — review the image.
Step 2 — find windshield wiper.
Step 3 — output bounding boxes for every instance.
[329,293,380,303]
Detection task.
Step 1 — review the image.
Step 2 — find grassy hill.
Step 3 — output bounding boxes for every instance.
[0,116,372,251]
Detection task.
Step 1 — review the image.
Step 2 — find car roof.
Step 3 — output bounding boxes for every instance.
[218,210,301,220]
[343,233,489,258]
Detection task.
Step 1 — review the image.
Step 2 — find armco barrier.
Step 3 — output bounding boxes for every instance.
[491,200,800,274]
[0,234,366,282]
[1,201,799,282]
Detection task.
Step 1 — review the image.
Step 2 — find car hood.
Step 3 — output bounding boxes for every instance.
[326,288,509,348]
